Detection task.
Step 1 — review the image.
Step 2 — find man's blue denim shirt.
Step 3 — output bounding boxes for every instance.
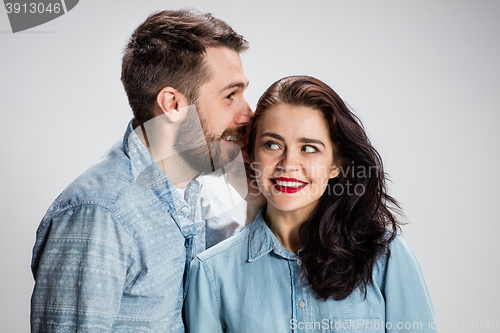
[185,210,437,333]
[31,120,236,332]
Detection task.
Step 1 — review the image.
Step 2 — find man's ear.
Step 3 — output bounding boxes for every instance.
[157,87,189,123]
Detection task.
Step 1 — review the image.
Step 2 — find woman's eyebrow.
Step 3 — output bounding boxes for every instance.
[260,133,325,148]
[299,138,325,148]
[260,132,283,141]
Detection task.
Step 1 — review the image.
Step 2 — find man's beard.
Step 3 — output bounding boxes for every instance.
[173,103,244,175]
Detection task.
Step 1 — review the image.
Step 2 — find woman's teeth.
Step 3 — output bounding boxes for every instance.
[274,180,306,188]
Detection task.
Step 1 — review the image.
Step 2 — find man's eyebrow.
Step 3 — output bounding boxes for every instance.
[220,80,249,93]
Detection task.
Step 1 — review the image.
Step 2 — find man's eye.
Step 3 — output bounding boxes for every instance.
[302,145,317,153]
[226,92,235,99]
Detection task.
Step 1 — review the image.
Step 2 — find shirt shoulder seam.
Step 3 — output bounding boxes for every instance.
[38,202,127,235]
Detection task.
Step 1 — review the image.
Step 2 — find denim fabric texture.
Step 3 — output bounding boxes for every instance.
[31,120,241,332]
[185,210,437,333]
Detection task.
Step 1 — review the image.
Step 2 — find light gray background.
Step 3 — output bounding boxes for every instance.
[1,1,499,332]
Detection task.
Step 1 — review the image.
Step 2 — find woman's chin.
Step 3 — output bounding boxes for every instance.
[267,199,317,217]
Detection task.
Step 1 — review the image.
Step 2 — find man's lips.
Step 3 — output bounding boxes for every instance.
[221,135,239,143]
[271,177,308,193]
[221,126,247,143]
[221,128,248,152]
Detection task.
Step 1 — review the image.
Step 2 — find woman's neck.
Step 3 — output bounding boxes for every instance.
[264,204,314,254]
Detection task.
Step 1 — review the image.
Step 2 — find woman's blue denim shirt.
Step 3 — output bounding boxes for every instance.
[185,211,437,333]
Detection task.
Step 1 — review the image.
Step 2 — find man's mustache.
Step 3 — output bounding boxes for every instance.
[220,125,247,141]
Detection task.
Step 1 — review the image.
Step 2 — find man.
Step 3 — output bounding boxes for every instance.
[31,9,252,332]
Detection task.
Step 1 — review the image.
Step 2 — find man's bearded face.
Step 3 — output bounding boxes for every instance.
[173,103,246,174]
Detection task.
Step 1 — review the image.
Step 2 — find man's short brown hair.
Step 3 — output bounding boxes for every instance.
[121,9,248,125]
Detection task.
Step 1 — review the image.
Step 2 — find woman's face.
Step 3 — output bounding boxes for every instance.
[253,104,339,216]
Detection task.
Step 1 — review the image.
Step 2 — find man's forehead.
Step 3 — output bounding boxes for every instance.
[202,47,248,92]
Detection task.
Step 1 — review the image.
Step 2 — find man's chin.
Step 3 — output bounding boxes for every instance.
[208,140,240,172]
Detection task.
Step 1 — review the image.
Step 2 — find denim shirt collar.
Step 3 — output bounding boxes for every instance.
[123,119,201,191]
[123,120,151,177]
[248,210,300,262]
[122,119,202,238]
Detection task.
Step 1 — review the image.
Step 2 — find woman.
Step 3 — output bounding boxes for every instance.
[185,76,436,332]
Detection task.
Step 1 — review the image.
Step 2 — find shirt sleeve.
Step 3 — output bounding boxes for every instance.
[184,257,225,332]
[384,235,438,332]
[31,204,135,332]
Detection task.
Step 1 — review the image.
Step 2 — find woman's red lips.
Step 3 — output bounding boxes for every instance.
[271,177,307,193]
[274,177,302,182]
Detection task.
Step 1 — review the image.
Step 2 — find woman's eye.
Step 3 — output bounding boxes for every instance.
[302,145,317,153]
[265,142,280,150]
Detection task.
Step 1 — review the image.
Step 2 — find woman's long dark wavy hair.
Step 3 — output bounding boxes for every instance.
[247,76,402,301]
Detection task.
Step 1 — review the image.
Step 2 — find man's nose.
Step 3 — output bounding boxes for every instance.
[234,98,253,125]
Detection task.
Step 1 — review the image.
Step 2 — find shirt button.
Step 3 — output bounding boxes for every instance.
[181,206,189,214]
[299,300,306,309]
[296,260,302,266]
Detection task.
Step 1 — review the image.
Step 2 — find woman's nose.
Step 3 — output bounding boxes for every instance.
[277,150,300,172]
